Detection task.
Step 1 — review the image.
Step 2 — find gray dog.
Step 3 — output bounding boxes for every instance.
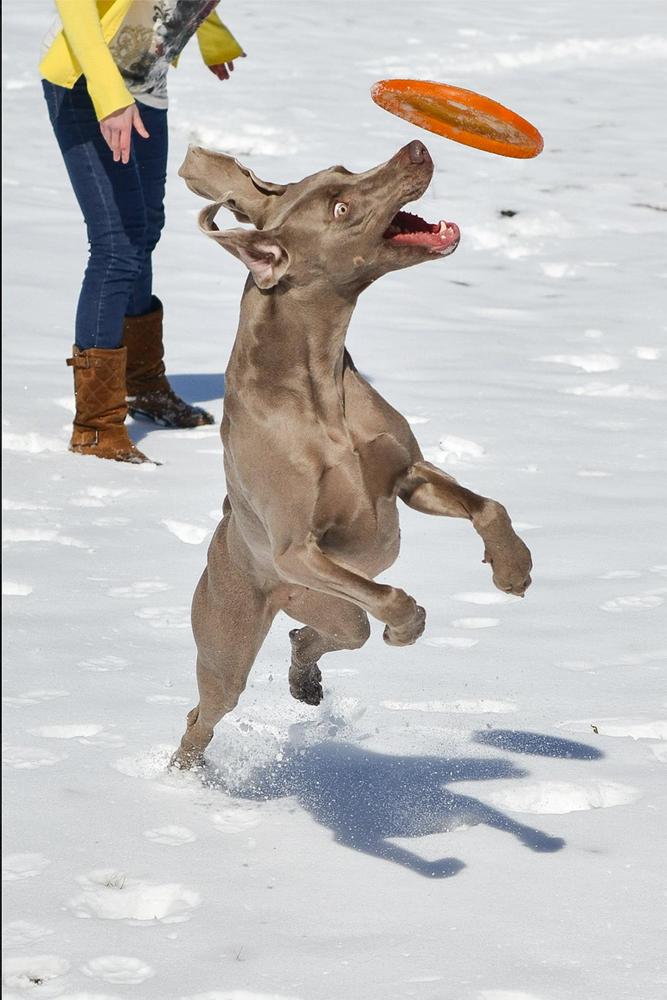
[172,140,532,769]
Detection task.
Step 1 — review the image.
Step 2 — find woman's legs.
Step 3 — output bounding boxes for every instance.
[42,78,153,461]
[43,76,211,443]
[42,78,152,350]
[119,100,214,427]
[126,101,168,318]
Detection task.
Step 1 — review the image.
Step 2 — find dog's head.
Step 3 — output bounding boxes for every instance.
[179,140,460,292]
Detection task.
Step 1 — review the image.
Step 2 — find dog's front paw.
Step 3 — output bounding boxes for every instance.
[383,603,426,646]
[484,534,533,597]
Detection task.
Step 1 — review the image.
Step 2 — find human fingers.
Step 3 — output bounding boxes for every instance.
[99,122,113,153]
[120,120,133,164]
[132,106,150,139]
[111,125,122,163]
[209,63,229,80]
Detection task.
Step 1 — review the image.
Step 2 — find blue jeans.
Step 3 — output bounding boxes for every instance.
[43,77,168,350]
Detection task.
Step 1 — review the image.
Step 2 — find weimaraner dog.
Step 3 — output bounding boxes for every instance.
[172,139,532,769]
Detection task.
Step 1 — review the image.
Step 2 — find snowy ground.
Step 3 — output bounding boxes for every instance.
[3,2,667,998]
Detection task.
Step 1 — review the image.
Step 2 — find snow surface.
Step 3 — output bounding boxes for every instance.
[3,1,667,998]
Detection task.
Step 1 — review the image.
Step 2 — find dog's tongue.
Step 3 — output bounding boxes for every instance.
[384,210,459,252]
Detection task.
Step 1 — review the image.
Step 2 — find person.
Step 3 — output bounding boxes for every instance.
[40,1,245,463]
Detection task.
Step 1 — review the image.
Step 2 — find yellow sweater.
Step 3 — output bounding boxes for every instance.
[39,0,244,120]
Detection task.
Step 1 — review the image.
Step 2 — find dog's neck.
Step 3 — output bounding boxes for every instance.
[227,280,358,407]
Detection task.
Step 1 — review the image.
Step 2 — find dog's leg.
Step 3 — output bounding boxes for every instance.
[171,518,274,770]
[283,589,371,705]
[398,460,533,596]
[274,542,425,647]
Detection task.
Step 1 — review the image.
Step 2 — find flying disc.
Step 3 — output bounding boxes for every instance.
[371,79,543,159]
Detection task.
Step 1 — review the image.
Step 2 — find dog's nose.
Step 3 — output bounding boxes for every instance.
[407,140,430,164]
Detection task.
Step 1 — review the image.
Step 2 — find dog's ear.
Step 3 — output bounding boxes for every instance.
[180,145,286,227]
[199,203,289,290]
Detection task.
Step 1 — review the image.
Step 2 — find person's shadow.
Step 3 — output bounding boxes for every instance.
[127,372,225,445]
[206,730,601,879]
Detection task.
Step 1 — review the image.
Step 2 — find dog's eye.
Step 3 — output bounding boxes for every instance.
[333,202,349,219]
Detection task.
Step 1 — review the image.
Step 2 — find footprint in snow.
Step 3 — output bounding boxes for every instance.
[561,381,665,400]
[2,745,68,770]
[107,580,170,598]
[2,581,33,596]
[2,920,54,948]
[2,954,70,992]
[479,779,640,815]
[181,992,306,1000]
[3,689,69,707]
[540,262,575,278]
[71,485,129,508]
[134,606,190,629]
[381,699,516,714]
[600,593,664,612]
[78,655,127,672]
[28,992,125,1000]
[558,718,667,741]
[2,853,51,882]
[67,869,200,923]
[210,805,263,834]
[161,519,208,545]
[538,352,619,372]
[143,825,197,846]
[29,725,123,748]
[451,591,517,605]
[3,499,55,512]
[145,693,190,705]
[2,527,87,549]
[422,636,479,648]
[633,345,661,360]
[112,746,176,781]
[29,724,103,740]
[451,617,500,629]
[81,955,155,984]
[555,648,667,672]
[478,991,546,1000]
[2,430,67,454]
[428,434,486,465]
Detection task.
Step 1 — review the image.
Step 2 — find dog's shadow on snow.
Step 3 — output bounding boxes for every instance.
[210,730,602,879]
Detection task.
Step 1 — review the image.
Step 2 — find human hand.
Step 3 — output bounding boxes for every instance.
[208,55,245,81]
[99,104,150,164]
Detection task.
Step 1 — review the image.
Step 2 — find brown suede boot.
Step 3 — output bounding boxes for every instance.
[66,346,151,464]
[123,298,214,427]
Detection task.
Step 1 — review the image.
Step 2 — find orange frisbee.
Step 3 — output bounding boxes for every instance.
[371,79,543,159]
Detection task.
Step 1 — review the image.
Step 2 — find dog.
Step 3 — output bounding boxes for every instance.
[171,139,532,769]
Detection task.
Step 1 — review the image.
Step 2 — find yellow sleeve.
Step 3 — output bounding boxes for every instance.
[54,0,134,120]
[196,9,245,66]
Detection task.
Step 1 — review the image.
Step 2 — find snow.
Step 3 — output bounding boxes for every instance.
[2,1,667,998]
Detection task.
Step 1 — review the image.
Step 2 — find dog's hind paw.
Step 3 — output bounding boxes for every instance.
[289,662,323,706]
[169,745,206,772]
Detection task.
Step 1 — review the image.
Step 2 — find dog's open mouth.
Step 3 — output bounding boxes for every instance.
[383,210,460,254]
